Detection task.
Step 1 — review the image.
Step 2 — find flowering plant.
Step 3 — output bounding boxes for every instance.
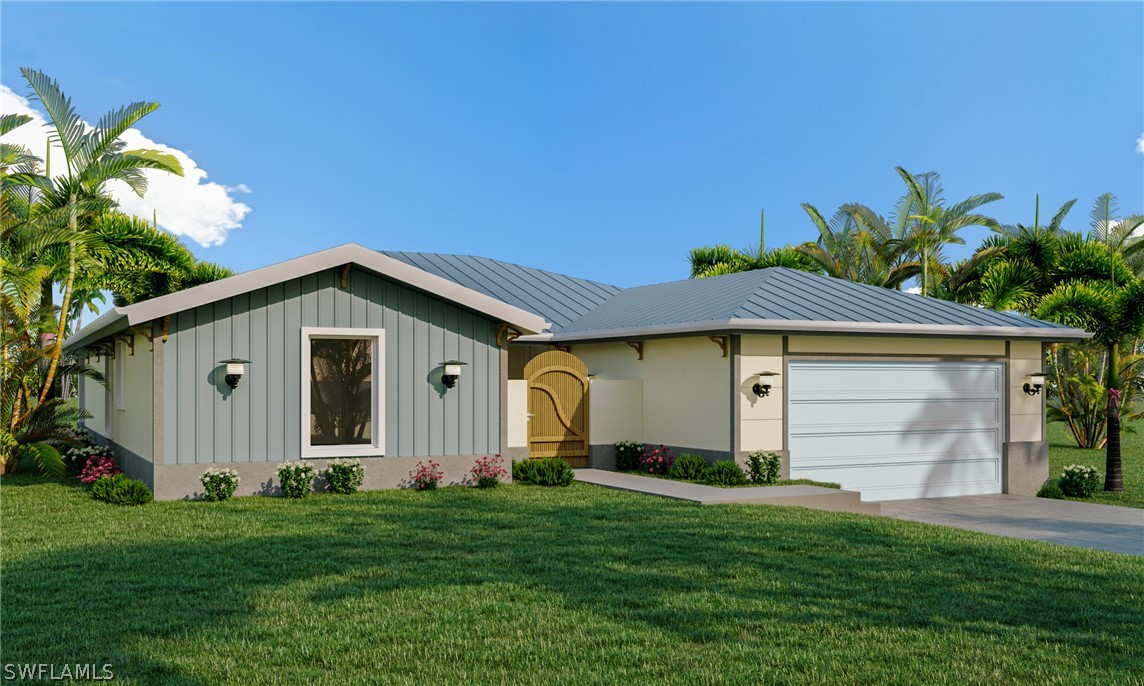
[1059,464,1100,498]
[79,455,121,485]
[65,443,116,477]
[277,462,316,498]
[409,460,444,490]
[323,458,365,494]
[639,445,674,475]
[469,454,507,488]
[200,468,241,501]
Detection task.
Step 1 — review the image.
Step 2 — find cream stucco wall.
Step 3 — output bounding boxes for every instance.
[506,380,528,448]
[1008,340,1045,443]
[588,380,644,444]
[574,337,730,451]
[109,332,154,461]
[787,335,1006,357]
[82,356,110,438]
[740,335,784,452]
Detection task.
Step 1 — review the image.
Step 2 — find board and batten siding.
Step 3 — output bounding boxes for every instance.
[161,266,501,464]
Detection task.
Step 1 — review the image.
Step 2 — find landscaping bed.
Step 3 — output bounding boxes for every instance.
[1047,419,1142,509]
[2,473,1142,685]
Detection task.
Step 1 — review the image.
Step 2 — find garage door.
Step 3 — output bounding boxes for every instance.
[788,361,1003,501]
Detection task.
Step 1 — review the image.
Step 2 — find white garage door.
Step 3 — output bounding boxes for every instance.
[788,361,1004,501]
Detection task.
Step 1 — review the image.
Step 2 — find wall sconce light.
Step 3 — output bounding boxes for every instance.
[752,371,779,398]
[220,358,250,390]
[441,360,467,389]
[1023,372,1046,396]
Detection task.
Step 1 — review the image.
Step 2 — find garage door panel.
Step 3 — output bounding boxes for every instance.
[789,398,1001,429]
[790,428,1001,464]
[788,361,1004,502]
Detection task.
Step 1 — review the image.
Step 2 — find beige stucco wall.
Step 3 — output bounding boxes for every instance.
[787,335,1006,357]
[1008,340,1044,443]
[740,335,784,452]
[81,356,110,437]
[574,337,730,451]
[109,332,154,461]
[506,380,528,448]
[588,380,644,444]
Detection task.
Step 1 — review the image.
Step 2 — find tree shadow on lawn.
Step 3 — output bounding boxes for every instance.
[4,486,1144,683]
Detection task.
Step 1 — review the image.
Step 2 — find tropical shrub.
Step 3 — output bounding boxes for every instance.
[63,441,115,476]
[638,445,673,475]
[200,468,240,501]
[323,458,365,494]
[614,441,645,471]
[524,458,575,487]
[79,455,121,485]
[704,460,748,487]
[1059,465,1101,498]
[1037,479,1066,500]
[746,451,782,485]
[277,462,316,498]
[469,454,507,488]
[91,474,153,506]
[409,460,444,490]
[512,459,536,483]
[668,453,709,481]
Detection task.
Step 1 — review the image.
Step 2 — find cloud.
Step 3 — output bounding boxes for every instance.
[1138,133,1144,154]
[1,83,250,247]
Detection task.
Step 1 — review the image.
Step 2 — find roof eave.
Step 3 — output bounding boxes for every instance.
[61,308,130,351]
[514,318,1092,344]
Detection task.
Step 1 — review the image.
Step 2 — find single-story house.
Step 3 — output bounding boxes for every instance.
[65,243,1089,501]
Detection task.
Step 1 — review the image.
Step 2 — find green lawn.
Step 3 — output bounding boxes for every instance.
[1048,418,1143,509]
[2,475,1142,685]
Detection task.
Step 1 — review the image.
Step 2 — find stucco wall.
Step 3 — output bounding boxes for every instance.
[506,380,528,448]
[1008,340,1045,443]
[573,336,730,451]
[110,332,154,462]
[739,335,784,452]
[787,336,1006,357]
[588,379,644,444]
[81,356,110,438]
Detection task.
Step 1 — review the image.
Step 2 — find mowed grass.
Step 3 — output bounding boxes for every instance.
[1048,418,1143,509]
[2,475,1142,685]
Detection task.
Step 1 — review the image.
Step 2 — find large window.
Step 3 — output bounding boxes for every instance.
[301,328,385,457]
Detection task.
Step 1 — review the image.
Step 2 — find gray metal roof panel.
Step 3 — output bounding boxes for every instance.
[381,251,623,330]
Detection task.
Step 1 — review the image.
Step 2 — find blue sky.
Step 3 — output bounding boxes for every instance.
[3,2,1142,288]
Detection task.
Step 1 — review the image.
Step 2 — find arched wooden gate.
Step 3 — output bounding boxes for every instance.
[524,349,589,467]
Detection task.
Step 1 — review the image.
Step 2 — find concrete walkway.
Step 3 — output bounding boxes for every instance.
[575,469,880,515]
[881,495,1144,556]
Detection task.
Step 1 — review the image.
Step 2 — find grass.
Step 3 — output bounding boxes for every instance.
[1048,418,1143,509]
[2,474,1142,685]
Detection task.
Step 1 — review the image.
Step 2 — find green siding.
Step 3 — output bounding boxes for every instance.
[162,266,502,464]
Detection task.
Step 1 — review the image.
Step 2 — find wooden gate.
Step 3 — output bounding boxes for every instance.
[524,349,589,467]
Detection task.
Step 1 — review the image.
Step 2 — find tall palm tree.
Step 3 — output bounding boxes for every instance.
[16,67,183,407]
[796,203,919,288]
[1088,193,1144,278]
[1037,275,1144,491]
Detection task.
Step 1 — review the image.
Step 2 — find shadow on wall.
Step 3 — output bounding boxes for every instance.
[207,366,234,401]
[1,488,1140,681]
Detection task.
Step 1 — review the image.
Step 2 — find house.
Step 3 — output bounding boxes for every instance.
[64,243,1089,501]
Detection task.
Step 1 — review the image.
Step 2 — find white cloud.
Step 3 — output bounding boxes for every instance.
[1,83,250,247]
[1138,132,1144,154]
[905,286,922,295]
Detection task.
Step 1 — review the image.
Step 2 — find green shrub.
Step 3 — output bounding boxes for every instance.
[1037,479,1066,500]
[704,460,747,487]
[91,474,153,506]
[324,458,365,494]
[669,453,709,481]
[614,441,644,471]
[515,458,574,486]
[277,462,316,498]
[745,451,781,485]
[200,468,240,501]
[1059,465,1100,498]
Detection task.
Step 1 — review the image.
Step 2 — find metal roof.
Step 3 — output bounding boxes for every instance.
[530,267,1088,342]
[381,251,623,331]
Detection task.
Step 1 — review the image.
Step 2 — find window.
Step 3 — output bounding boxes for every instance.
[113,340,126,410]
[301,328,385,458]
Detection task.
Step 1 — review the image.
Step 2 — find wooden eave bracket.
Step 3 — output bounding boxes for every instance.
[161,315,170,343]
[626,340,644,360]
[114,333,136,356]
[497,323,523,347]
[340,264,352,289]
[554,345,571,353]
[130,324,156,351]
[708,335,728,357]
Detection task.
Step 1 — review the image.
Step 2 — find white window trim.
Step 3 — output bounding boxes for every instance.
[113,340,126,411]
[300,327,385,458]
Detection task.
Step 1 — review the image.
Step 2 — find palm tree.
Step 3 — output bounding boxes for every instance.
[16,67,183,407]
[1088,193,1144,278]
[689,210,822,278]
[1037,275,1144,491]
[796,203,919,288]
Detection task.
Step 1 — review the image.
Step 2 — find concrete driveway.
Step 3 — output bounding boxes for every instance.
[881,495,1143,556]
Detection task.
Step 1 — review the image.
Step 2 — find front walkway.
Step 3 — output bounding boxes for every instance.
[881,495,1144,556]
[575,469,881,515]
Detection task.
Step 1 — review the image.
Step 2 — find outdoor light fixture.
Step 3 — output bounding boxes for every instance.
[752,372,779,398]
[220,359,250,390]
[1023,372,1047,396]
[441,360,467,389]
